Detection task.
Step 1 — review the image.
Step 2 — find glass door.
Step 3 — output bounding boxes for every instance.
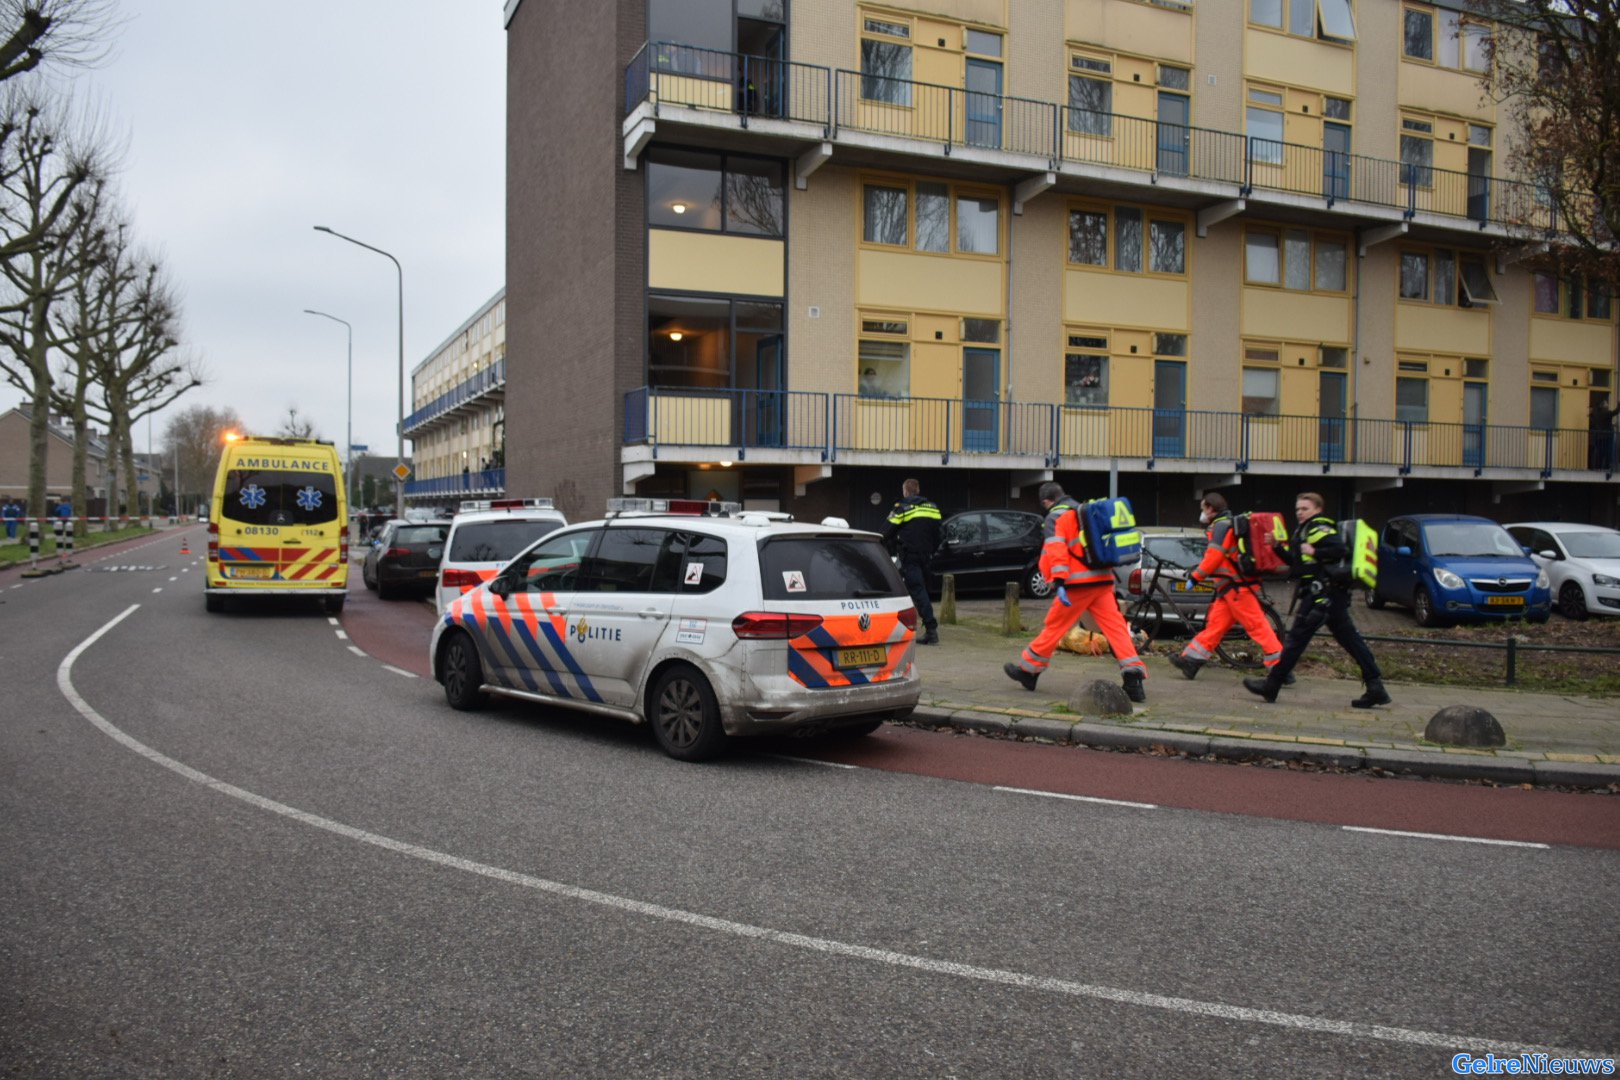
[962,347,1000,452]
[1324,122,1351,201]
[1153,360,1186,458]
[1157,91,1190,177]
[1319,371,1346,462]
[737,7,786,118]
[965,59,1002,149]
[1463,382,1487,468]
[1467,146,1492,222]
[752,335,784,447]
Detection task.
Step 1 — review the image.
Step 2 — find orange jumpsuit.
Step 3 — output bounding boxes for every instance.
[1182,511,1282,668]
[1013,497,1146,680]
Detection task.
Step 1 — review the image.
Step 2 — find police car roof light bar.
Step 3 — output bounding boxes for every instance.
[606,497,741,518]
[458,497,556,513]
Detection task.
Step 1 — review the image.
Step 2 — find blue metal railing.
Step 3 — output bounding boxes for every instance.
[404,468,506,499]
[625,42,1557,234]
[621,386,1618,476]
[403,359,506,434]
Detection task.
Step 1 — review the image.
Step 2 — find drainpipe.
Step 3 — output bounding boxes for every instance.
[1350,234,1365,515]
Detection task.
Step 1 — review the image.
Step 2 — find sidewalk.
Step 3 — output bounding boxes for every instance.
[909,605,1620,790]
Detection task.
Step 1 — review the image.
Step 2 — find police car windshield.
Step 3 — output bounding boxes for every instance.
[222,470,338,526]
[758,536,904,601]
[449,519,562,562]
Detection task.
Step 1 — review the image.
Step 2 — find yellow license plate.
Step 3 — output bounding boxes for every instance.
[1175,580,1211,592]
[838,646,887,667]
[1485,596,1523,606]
[231,566,274,579]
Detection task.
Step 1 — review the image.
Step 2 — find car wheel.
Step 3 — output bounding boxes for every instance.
[323,595,345,615]
[1023,563,1054,600]
[1412,585,1446,628]
[364,565,377,592]
[1364,587,1385,610]
[1559,580,1589,621]
[204,593,224,613]
[648,664,728,762]
[440,632,487,711]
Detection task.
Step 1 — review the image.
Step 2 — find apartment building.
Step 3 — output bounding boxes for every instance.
[503,0,1617,530]
[402,287,508,506]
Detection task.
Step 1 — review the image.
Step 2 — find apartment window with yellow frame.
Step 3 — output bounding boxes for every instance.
[1398,246,1498,307]
[1066,202,1187,276]
[1243,227,1349,292]
[862,177,1001,256]
[860,11,913,105]
[1249,0,1357,41]
[1068,52,1114,136]
[1402,5,1490,71]
[1241,344,1282,416]
[1246,84,1286,166]
[1064,330,1110,407]
[857,313,910,398]
[1531,272,1613,321]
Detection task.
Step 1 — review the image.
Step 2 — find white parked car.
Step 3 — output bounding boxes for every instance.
[435,498,568,613]
[429,499,921,761]
[1504,522,1620,620]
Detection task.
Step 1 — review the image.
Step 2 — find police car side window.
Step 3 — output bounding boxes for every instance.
[673,531,727,594]
[514,530,595,593]
[577,527,670,593]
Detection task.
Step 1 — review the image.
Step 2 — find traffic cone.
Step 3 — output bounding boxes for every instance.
[180,536,191,555]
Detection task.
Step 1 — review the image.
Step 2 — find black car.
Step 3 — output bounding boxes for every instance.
[363,519,451,600]
[928,509,1053,598]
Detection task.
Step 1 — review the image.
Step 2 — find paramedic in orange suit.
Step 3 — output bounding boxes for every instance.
[1004,481,1146,702]
[1168,491,1282,680]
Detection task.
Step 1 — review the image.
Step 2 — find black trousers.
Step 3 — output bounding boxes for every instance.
[1271,582,1381,683]
[900,559,936,630]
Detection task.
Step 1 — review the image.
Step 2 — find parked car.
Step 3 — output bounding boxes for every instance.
[363,519,450,600]
[927,509,1053,598]
[435,498,569,612]
[1367,514,1551,627]
[1504,522,1620,620]
[1112,527,1219,633]
[430,498,920,761]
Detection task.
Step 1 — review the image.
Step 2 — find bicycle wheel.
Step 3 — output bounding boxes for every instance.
[1126,597,1164,644]
[1213,598,1285,669]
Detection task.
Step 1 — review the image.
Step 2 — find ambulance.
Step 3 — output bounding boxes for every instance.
[204,435,349,613]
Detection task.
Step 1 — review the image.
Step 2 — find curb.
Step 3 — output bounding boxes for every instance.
[908,704,1620,790]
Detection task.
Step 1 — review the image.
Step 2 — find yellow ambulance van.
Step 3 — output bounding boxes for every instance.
[204,435,349,613]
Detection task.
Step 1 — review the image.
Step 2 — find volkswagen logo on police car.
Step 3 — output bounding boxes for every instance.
[858,613,871,631]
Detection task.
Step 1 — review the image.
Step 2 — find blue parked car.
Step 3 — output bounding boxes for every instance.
[1367,514,1551,627]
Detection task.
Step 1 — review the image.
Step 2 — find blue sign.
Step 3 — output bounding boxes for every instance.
[350,443,368,452]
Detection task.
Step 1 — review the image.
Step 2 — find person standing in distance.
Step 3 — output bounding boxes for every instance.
[1004,481,1146,701]
[1168,491,1283,680]
[882,478,942,645]
[1243,492,1390,708]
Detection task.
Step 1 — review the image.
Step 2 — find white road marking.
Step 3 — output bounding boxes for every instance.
[381,665,418,679]
[152,587,162,594]
[169,577,178,582]
[1341,826,1550,850]
[770,755,857,769]
[994,786,1158,810]
[327,617,339,626]
[346,645,366,657]
[52,606,1601,1062]
[334,630,349,641]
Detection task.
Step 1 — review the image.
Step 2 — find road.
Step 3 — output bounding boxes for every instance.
[2,528,1616,1078]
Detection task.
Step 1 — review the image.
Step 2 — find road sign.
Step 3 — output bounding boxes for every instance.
[392,463,411,481]
[350,443,369,452]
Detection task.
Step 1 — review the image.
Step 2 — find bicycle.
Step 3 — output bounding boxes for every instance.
[1122,550,1285,670]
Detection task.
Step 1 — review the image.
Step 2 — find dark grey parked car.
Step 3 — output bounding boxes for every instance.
[363,519,451,600]
[1112,528,1220,633]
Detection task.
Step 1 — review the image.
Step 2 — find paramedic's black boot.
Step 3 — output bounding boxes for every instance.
[1122,671,1146,703]
[1281,671,1296,686]
[1242,676,1280,703]
[1168,652,1203,680]
[920,624,939,645]
[1003,662,1039,692]
[1351,679,1391,709]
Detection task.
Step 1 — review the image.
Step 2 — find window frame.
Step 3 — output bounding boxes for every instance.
[859,13,914,106]
[1243,226,1349,293]
[1063,330,1111,408]
[1067,201,1191,279]
[862,175,1002,259]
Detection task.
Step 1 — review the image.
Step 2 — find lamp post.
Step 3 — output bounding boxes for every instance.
[314,225,405,520]
[302,308,353,507]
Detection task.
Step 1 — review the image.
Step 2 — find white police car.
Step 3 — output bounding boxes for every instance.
[435,498,569,613]
[428,499,921,761]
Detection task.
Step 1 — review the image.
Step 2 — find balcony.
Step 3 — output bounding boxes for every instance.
[623,386,1618,481]
[624,42,1556,237]
[404,468,505,501]
[404,359,506,436]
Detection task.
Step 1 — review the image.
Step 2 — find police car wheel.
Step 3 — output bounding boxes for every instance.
[441,632,487,711]
[648,665,727,762]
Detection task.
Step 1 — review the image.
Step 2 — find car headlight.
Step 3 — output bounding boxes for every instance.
[1593,574,1620,588]
[1432,567,1465,591]
[1536,569,1549,589]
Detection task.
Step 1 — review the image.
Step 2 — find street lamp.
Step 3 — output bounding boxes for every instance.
[314,225,405,520]
[302,308,353,507]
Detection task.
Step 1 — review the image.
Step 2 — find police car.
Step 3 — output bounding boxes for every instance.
[434,498,569,613]
[428,499,921,761]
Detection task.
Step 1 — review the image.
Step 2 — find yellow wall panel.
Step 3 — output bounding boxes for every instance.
[883,0,1005,28]
[649,72,732,112]
[648,230,784,297]
[915,43,959,87]
[1244,30,1353,94]
[911,341,961,399]
[651,395,730,445]
[1241,288,1350,342]
[1529,318,1614,366]
[1397,62,1495,122]
[859,249,1004,314]
[1063,271,1189,330]
[1066,0,1192,63]
[1395,306,1490,355]
[1112,354,1155,410]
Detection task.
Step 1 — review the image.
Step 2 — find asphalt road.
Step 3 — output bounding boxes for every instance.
[2,530,1617,1078]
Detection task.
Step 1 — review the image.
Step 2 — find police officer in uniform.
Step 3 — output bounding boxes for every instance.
[882,478,942,645]
[1243,491,1390,708]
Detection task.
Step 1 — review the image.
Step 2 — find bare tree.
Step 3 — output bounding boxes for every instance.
[0,0,118,83]
[1470,0,1620,287]
[163,403,242,512]
[276,405,319,440]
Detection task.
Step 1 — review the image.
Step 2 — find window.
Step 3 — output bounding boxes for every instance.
[1242,368,1280,416]
[672,531,727,594]
[1396,376,1428,422]
[862,185,907,245]
[956,195,999,254]
[648,149,784,236]
[1400,118,1433,186]
[1247,87,1284,165]
[1065,334,1109,407]
[1323,96,1352,121]
[1529,386,1557,430]
[915,182,949,252]
[1434,248,1457,305]
[1589,281,1613,321]
[1068,209,1107,265]
[1154,333,1188,356]
[965,29,1002,56]
[1463,358,1487,378]
[858,338,908,398]
[1254,0,1357,39]
[1320,346,1348,369]
[1251,0,1282,27]
[860,17,912,105]
[512,530,593,594]
[1317,0,1356,40]
[578,528,672,594]
[962,318,1000,343]
[1246,231,1280,284]
[1068,56,1113,136]
[1158,65,1190,91]
[1246,228,1346,291]
[1114,207,1142,272]
[1149,219,1185,274]
[1406,7,1492,71]
[724,157,785,235]
[648,295,781,391]
[1315,239,1347,291]
[1457,258,1499,305]
[1284,230,1312,290]
[1403,7,1433,59]
[1399,251,1429,300]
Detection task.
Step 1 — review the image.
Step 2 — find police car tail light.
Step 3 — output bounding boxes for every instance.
[206,521,219,562]
[897,608,918,632]
[730,612,823,639]
[441,568,483,590]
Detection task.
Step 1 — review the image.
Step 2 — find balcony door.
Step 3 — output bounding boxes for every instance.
[1463,382,1487,468]
[965,59,1003,149]
[1153,360,1186,458]
[737,9,786,118]
[1157,91,1189,177]
[1318,371,1346,462]
[1324,122,1351,201]
[962,347,1000,452]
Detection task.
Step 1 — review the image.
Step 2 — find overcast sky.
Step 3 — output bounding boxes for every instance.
[1,1,506,463]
